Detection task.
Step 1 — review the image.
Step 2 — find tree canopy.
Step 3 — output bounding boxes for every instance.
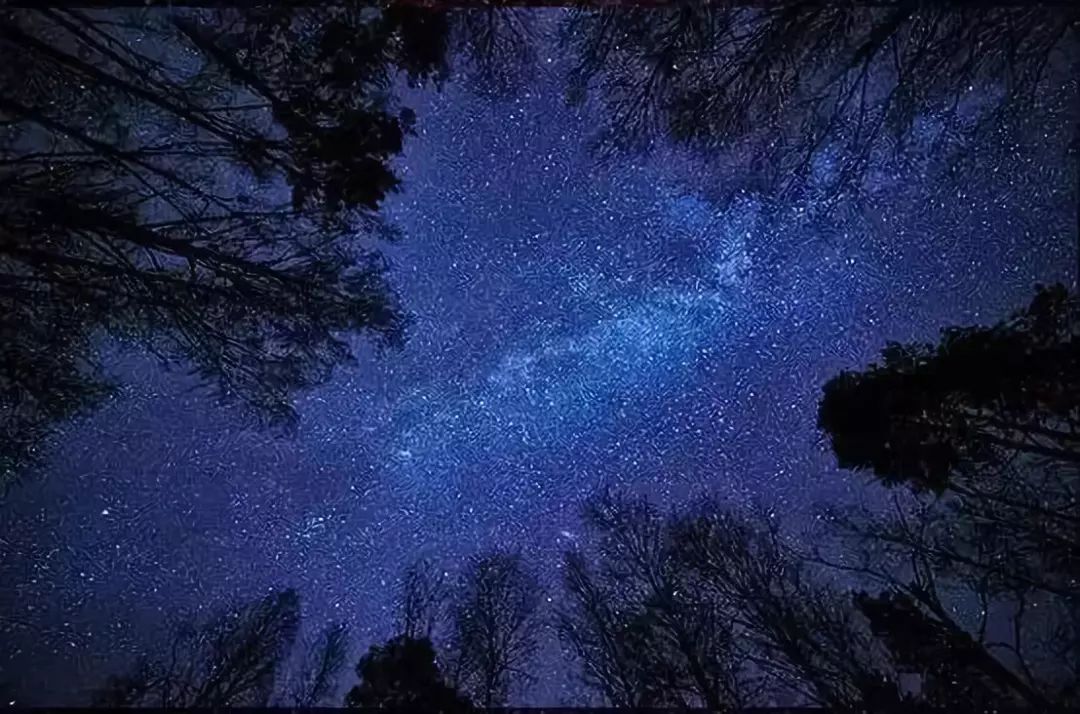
[817,284,1080,706]
[93,589,301,707]
[819,283,1080,492]
[286,621,350,707]
[345,636,471,712]
[449,552,540,708]
[563,2,1078,201]
[0,4,449,486]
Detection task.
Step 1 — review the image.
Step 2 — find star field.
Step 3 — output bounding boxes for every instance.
[0,14,1076,706]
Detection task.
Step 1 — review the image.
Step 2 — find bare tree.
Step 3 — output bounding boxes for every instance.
[813,490,1077,707]
[449,552,539,707]
[562,2,1078,203]
[398,558,451,641]
[92,589,301,707]
[287,622,350,707]
[560,493,905,710]
[559,493,754,710]
[558,549,661,708]
[672,502,910,711]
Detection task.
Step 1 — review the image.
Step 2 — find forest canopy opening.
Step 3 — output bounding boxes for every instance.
[0,1,1076,708]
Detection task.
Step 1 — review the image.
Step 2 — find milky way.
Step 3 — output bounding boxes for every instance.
[0,14,1075,706]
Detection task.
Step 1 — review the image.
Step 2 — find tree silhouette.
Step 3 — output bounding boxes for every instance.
[563,2,1077,201]
[398,557,451,642]
[0,4,449,486]
[559,548,665,708]
[449,7,536,99]
[558,494,750,710]
[816,280,1080,613]
[817,285,1080,706]
[817,285,1080,607]
[671,500,904,711]
[286,621,350,707]
[448,551,539,707]
[820,283,1080,493]
[344,636,471,712]
[557,494,913,710]
[92,589,301,707]
[856,590,1042,708]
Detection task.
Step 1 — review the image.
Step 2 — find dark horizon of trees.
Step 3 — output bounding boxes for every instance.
[91,589,304,707]
[71,282,1080,710]
[84,550,540,710]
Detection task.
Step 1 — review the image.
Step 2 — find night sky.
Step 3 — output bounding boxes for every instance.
[1,12,1076,706]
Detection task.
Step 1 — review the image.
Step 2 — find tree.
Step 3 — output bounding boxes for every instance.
[344,636,470,712]
[820,283,1080,493]
[558,494,926,710]
[558,549,666,708]
[812,440,1079,706]
[671,501,902,711]
[398,557,450,641]
[0,4,449,486]
[856,590,1039,709]
[817,285,1080,705]
[558,494,750,710]
[813,502,1060,707]
[449,7,536,99]
[287,622,350,707]
[92,589,301,707]
[817,284,1080,606]
[449,552,539,707]
[562,2,1078,202]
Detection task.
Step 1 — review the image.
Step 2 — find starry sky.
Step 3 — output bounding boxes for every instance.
[0,11,1076,706]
